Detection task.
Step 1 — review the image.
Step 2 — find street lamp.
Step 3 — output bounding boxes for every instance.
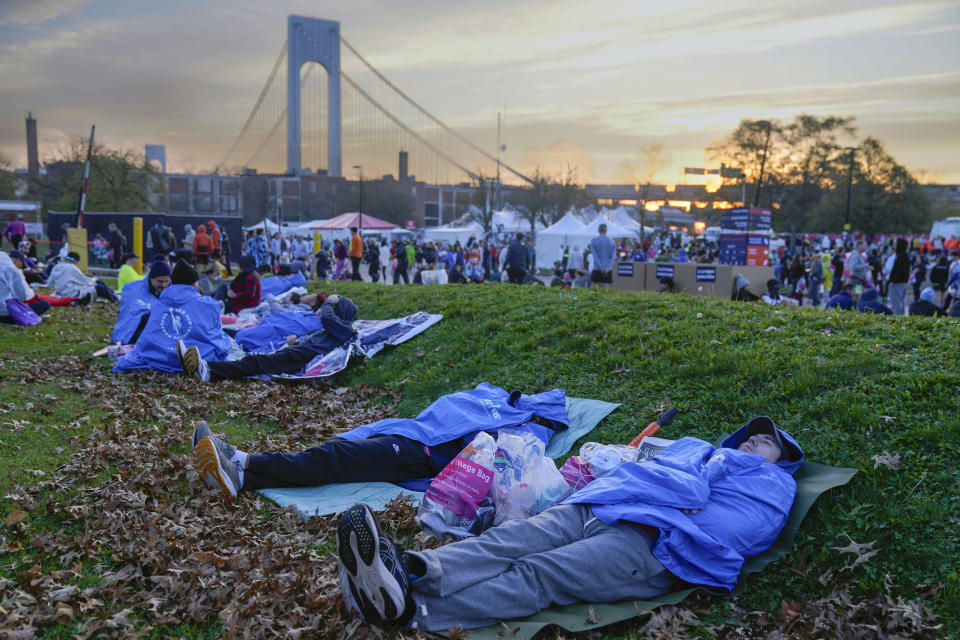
[753,120,772,207]
[843,147,859,236]
[352,164,363,232]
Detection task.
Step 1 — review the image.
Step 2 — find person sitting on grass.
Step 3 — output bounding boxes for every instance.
[177,293,356,382]
[114,260,233,374]
[215,255,261,314]
[111,259,172,345]
[189,383,567,498]
[908,287,943,317]
[0,251,50,323]
[334,416,803,632]
[47,251,118,305]
[855,287,893,315]
[116,252,144,290]
[825,283,856,310]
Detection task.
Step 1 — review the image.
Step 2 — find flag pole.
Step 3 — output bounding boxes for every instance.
[75,125,95,227]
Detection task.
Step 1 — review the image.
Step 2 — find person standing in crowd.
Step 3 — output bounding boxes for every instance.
[107,222,127,269]
[883,238,911,315]
[3,214,26,250]
[146,217,176,256]
[192,224,213,265]
[208,221,221,259]
[393,239,410,285]
[314,244,331,281]
[183,224,196,249]
[845,240,869,289]
[807,251,823,308]
[377,240,388,283]
[566,244,584,279]
[929,255,950,305]
[349,227,364,281]
[589,224,616,289]
[503,232,529,285]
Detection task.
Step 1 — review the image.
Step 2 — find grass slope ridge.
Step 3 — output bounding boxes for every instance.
[0,283,956,638]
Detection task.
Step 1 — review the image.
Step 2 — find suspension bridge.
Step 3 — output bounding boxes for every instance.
[217,16,532,187]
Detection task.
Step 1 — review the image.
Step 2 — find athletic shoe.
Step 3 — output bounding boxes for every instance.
[191,420,212,448]
[192,432,240,498]
[180,344,210,382]
[337,503,410,624]
[77,292,93,306]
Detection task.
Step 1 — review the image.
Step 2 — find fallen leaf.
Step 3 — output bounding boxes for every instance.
[5,510,28,526]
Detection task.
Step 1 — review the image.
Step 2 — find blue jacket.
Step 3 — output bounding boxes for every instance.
[589,234,616,270]
[296,296,358,356]
[340,382,568,447]
[825,289,854,310]
[111,278,158,344]
[260,271,307,298]
[503,239,529,271]
[234,310,324,354]
[856,288,893,315]
[565,420,804,590]
[114,285,233,373]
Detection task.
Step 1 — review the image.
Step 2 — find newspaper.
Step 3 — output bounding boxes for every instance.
[634,436,676,463]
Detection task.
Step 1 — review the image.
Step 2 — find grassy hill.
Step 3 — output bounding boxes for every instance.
[0,281,956,638]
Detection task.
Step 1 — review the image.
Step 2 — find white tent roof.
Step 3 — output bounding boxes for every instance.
[541,211,587,235]
[580,216,637,238]
[243,219,281,233]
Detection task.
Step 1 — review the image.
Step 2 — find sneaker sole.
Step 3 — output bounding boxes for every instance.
[192,436,237,498]
[182,347,202,383]
[191,420,210,449]
[337,505,405,621]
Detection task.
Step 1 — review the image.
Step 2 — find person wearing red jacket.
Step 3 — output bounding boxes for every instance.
[349,227,364,281]
[208,220,221,253]
[222,255,261,313]
[193,224,214,265]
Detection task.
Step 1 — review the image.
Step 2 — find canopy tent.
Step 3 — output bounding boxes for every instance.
[603,206,654,235]
[423,220,484,246]
[535,212,592,270]
[309,212,398,231]
[243,219,281,233]
[580,216,637,239]
[491,208,544,234]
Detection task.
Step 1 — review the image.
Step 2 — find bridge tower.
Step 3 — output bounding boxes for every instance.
[287,16,341,176]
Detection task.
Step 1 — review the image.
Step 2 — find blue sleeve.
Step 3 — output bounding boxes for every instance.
[319,302,356,345]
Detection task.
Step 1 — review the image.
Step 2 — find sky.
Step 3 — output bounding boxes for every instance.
[1,0,958,185]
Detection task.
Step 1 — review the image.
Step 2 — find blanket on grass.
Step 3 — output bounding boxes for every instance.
[257,396,619,516]
[460,459,857,640]
[270,311,443,382]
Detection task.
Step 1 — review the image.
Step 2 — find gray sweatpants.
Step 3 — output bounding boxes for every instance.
[888,282,907,315]
[408,503,675,631]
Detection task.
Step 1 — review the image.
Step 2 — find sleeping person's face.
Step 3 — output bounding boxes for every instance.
[738,433,782,463]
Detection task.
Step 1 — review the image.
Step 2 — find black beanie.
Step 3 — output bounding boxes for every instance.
[171,259,199,285]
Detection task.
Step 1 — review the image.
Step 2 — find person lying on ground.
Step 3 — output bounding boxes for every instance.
[177,293,356,382]
[855,287,893,315]
[47,252,118,304]
[111,259,172,345]
[334,416,803,632]
[0,251,50,323]
[190,383,568,498]
[230,295,331,353]
[825,283,856,310]
[116,252,144,291]
[214,255,261,314]
[908,287,943,317]
[114,260,234,373]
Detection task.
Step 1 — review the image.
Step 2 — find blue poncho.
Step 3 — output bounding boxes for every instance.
[111,279,158,344]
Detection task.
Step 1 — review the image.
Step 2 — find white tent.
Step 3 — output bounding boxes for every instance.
[423,220,483,246]
[603,206,655,235]
[243,219,281,233]
[535,212,592,270]
[580,216,637,239]
[491,208,544,233]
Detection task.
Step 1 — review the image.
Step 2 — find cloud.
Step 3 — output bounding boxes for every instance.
[0,0,88,25]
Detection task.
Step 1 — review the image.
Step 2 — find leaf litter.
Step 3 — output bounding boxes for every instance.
[0,350,946,638]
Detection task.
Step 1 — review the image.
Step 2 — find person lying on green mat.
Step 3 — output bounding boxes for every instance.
[336,416,804,632]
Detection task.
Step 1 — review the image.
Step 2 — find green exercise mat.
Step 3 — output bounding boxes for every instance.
[459,460,857,640]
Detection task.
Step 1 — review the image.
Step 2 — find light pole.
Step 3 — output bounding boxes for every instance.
[352,164,363,232]
[753,120,772,207]
[843,147,859,236]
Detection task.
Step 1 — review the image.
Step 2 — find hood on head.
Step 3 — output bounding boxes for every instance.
[197,224,207,234]
[895,237,908,254]
[860,288,879,302]
[158,283,202,305]
[720,416,805,476]
[333,296,358,322]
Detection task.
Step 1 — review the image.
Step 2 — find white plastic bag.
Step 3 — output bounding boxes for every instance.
[578,442,639,476]
[491,430,572,526]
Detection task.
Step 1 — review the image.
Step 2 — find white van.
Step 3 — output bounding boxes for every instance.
[930,217,960,240]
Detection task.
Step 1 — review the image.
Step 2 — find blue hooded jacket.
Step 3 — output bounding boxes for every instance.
[260,272,307,298]
[564,418,804,590]
[114,284,232,373]
[825,289,854,310]
[856,288,893,315]
[340,382,568,447]
[111,278,158,344]
[234,310,324,354]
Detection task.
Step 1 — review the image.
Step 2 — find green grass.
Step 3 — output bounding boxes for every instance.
[1,282,958,637]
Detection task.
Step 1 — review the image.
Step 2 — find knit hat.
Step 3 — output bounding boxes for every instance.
[171,259,199,285]
[239,255,257,273]
[920,287,935,303]
[147,260,172,280]
[65,251,81,262]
